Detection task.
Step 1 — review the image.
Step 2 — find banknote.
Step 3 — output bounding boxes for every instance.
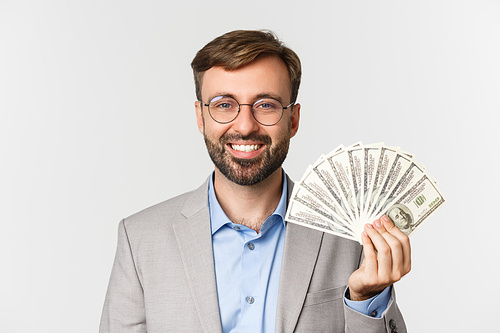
[376,174,445,235]
[286,142,445,243]
[361,143,383,220]
[313,158,357,227]
[299,165,353,226]
[285,200,359,242]
[290,183,355,234]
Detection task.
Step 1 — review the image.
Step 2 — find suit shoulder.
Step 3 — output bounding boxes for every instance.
[121,179,209,231]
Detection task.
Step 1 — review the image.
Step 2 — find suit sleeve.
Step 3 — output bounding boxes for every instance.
[343,286,406,333]
[99,220,147,333]
[342,248,407,333]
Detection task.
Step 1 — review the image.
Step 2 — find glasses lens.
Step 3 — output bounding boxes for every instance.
[208,96,239,123]
[252,98,283,125]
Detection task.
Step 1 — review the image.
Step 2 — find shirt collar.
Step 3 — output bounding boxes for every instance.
[208,170,288,235]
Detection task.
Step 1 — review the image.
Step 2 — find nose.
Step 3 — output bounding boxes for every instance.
[231,104,260,135]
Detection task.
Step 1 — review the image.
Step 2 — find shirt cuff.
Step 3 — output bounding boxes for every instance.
[344,286,392,318]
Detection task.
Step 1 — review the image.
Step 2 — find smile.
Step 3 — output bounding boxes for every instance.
[230,144,262,152]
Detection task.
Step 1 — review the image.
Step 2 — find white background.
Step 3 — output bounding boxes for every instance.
[1,0,499,332]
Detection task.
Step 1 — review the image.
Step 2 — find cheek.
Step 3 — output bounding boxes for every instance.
[203,122,231,141]
[271,123,292,142]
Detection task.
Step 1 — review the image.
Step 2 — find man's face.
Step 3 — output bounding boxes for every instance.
[195,56,300,186]
[389,207,410,229]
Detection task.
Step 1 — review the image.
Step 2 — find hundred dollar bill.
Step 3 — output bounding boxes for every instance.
[367,152,414,221]
[362,143,383,219]
[368,160,427,221]
[347,144,364,222]
[326,152,359,223]
[313,158,357,227]
[287,142,444,242]
[376,174,445,236]
[365,146,400,219]
[285,200,359,242]
[290,183,355,234]
[299,164,353,226]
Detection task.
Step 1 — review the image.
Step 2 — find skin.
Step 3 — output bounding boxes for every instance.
[195,55,411,301]
[195,56,300,232]
[348,215,411,301]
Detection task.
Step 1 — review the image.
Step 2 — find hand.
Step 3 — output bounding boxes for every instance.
[347,215,411,301]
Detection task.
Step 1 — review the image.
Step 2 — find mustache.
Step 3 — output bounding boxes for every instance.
[220,133,272,145]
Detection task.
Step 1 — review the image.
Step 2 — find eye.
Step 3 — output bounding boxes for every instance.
[210,97,238,111]
[254,99,281,111]
[218,102,232,109]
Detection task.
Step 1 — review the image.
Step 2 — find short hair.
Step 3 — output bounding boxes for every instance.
[191,30,302,104]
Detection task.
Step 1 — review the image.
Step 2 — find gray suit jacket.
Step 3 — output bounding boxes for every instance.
[100,175,406,333]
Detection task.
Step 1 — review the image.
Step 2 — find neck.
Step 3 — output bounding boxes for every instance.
[213,167,284,233]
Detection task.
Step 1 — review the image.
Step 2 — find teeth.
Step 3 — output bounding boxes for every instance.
[231,144,261,152]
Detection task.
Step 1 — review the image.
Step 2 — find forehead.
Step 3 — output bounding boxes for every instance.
[200,56,291,101]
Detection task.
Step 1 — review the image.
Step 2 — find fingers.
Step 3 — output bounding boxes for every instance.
[364,216,411,281]
[361,229,378,273]
[350,217,412,300]
[364,222,398,280]
[380,215,412,274]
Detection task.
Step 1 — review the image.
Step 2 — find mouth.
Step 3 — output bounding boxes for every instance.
[229,144,263,152]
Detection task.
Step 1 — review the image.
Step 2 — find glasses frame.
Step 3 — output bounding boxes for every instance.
[201,95,294,126]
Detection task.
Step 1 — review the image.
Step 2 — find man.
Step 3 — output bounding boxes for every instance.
[100,30,411,333]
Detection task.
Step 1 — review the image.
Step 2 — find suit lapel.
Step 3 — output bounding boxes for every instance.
[172,175,322,333]
[275,178,324,333]
[173,179,222,333]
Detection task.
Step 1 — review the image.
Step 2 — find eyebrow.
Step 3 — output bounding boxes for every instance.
[208,93,285,104]
[255,93,284,103]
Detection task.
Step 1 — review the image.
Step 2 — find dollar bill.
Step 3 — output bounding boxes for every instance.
[298,165,353,225]
[362,143,383,220]
[286,142,445,242]
[365,146,400,218]
[347,145,364,222]
[368,160,427,221]
[376,174,445,236]
[326,152,358,223]
[290,183,355,234]
[367,152,414,221]
[312,159,357,227]
[285,200,359,242]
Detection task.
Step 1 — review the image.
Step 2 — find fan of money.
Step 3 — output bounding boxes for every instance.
[285,142,445,244]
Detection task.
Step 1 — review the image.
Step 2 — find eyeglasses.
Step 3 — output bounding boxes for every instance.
[201,95,294,126]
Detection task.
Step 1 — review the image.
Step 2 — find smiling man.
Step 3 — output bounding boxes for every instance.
[100,30,411,333]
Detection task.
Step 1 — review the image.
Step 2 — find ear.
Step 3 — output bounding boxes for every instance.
[289,103,300,138]
[195,101,204,134]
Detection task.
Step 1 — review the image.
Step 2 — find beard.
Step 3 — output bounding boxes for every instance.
[204,130,291,186]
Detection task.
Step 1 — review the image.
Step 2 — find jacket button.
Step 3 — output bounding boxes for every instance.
[389,319,397,329]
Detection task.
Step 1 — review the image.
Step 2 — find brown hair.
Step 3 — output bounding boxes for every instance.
[191,30,301,103]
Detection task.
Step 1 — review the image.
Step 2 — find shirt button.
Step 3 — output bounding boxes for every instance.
[246,296,255,304]
[370,310,377,317]
[233,226,240,230]
[248,243,255,250]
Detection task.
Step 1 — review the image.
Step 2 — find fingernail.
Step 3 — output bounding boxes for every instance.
[374,220,382,228]
[366,223,374,229]
[363,232,368,237]
[382,215,391,223]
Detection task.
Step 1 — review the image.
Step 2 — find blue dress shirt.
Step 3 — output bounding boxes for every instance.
[208,171,391,333]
